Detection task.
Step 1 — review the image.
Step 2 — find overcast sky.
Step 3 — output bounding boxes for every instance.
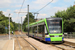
[0,0,75,23]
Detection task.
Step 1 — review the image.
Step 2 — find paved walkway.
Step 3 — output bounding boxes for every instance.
[0,39,14,50]
[64,38,75,43]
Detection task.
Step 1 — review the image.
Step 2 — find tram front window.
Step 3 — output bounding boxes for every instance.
[47,20,62,33]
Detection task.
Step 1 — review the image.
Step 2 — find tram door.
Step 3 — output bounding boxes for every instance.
[33,26,37,37]
[38,25,45,40]
[42,25,45,40]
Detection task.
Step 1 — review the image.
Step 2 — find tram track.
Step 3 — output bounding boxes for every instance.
[64,41,75,47]
[15,31,75,50]
[19,34,37,50]
[15,35,22,50]
[62,43,75,48]
[50,44,65,50]
[50,41,75,50]
[15,33,37,50]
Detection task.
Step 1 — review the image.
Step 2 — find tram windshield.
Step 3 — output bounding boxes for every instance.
[47,20,62,33]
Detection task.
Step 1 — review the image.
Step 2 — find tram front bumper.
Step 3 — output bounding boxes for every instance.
[51,37,63,41]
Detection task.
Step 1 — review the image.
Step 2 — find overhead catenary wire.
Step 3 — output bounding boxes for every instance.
[37,0,53,12]
[17,0,25,22]
[18,0,25,17]
[19,0,25,13]
[17,0,25,31]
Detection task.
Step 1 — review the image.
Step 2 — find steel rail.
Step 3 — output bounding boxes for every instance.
[62,41,75,48]
[62,43,75,48]
[50,44,65,50]
[51,42,75,50]
[15,35,22,50]
[19,34,37,50]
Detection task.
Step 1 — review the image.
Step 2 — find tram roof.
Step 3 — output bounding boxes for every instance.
[26,17,62,27]
[26,18,45,27]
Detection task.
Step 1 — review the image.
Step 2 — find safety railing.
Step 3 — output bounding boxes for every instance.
[64,32,75,38]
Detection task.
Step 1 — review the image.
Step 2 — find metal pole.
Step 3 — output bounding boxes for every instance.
[9,14,10,40]
[21,17,22,34]
[19,21,21,32]
[36,13,39,20]
[34,13,39,20]
[18,22,20,32]
[18,23,19,32]
[34,13,35,19]
[28,5,29,38]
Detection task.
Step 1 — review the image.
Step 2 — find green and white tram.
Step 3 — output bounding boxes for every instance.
[26,18,64,43]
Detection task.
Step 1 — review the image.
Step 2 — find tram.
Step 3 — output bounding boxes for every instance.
[26,18,64,43]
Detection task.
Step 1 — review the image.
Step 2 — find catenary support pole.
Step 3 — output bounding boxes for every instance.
[28,5,29,38]
[9,14,10,40]
[21,17,22,34]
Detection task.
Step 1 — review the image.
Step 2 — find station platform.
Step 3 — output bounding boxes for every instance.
[0,39,14,50]
[64,38,75,43]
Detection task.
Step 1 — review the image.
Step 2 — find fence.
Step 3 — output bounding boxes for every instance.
[64,32,75,38]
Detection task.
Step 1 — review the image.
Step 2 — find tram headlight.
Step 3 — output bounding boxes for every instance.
[45,35,50,37]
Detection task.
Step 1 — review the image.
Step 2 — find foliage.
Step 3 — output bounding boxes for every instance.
[12,22,19,31]
[23,12,35,31]
[0,11,18,34]
[53,6,75,32]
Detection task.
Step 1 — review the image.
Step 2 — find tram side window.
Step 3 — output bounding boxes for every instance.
[33,26,37,33]
[38,25,44,34]
[60,20,62,31]
[29,27,32,33]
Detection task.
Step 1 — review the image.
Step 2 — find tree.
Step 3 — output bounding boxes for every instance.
[23,12,35,31]
[53,6,75,32]
[0,11,19,34]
